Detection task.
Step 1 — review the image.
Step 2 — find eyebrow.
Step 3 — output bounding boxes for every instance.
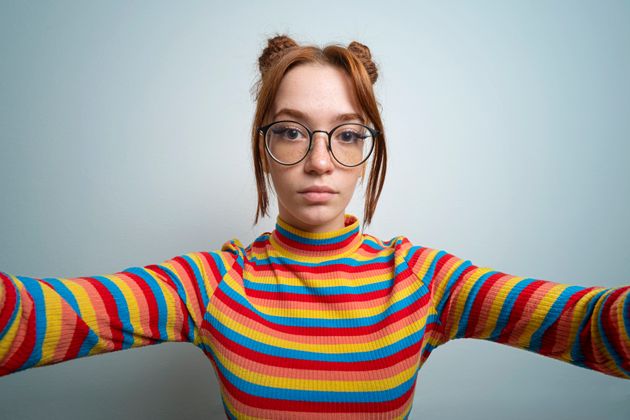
[273,108,365,125]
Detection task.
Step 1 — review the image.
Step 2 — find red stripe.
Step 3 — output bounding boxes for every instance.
[83,277,124,349]
[463,272,504,338]
[437,265,476,329]
[0,273,17,337]
[579,314,598,370]
[123,272,162,341]
[247,259,392,275]
[180,253,210,314]
[215,361,415,413]
[599,287,629,371]
[201,251,226,287]
[203,309,426,373]
[274,229,358,253]
[496,280,547,344]
[244,259,414,305]
[63,311,92,360]
[537,287,593,355]
[148,265,191,341]
[1,285,37,375]
[212,274,429,337]
[245,286,392,303]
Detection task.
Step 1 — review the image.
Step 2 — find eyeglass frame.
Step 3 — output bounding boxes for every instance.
[258,120,380,168]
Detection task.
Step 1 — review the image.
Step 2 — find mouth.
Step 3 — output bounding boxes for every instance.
[298,187,338,203]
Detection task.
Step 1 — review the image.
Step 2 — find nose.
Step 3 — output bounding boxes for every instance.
[303,132,334,174]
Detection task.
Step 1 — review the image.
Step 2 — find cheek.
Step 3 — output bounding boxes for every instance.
[340,171,362,195]
[269,166,297,194]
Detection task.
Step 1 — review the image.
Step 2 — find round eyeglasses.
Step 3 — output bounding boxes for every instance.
[258,120,379,167]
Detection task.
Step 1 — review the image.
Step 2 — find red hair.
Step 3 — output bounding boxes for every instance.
[250,35,387,228]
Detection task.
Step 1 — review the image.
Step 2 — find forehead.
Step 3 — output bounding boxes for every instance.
[271,63,363,124]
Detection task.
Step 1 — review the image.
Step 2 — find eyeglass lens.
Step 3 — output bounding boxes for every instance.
[265,121,374,166]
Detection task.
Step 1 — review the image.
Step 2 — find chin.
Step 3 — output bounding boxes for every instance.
[285,205,345,231]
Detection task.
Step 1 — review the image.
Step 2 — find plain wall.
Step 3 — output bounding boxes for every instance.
[1,1,628,419]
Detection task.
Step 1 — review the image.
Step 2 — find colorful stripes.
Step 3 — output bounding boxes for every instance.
[1,213,629,419]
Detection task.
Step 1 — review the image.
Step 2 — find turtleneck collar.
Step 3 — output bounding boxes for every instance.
[269,213,363,259]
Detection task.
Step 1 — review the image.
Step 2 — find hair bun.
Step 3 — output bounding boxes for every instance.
[258,34,298,76]
[348,41,378,84]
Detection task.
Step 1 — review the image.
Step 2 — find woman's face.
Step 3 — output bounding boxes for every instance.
[263,63,366,233]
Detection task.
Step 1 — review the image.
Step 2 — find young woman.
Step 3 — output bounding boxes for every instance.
[1,35,628,419]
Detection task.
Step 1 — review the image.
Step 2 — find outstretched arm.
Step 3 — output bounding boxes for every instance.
[0,246,239,377]
[405,244,629,379]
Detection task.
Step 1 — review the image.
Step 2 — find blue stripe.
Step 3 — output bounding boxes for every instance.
[570,289,605,364]
[242,277,394,295]
[124,267,169,341]
[220,278,428,328]
[182,254,208,297]
[41,277,99,356]
[93,276,135,349]
[0,276,21,341]
[249,254,394,268]
[78,330,99,357]
[210,348,418,402]
[528,285,585,352]
[207,305,427,362]
[434,255,470,317]
[209,252,230,276]
[276,223,357,246]
[157,263,199,343]
[222,399,237,420]
[455,270,497,339]
[362,237,387,252]
[17,276,46,370]
[490,278,538,340]
[199,337,421,403]
[42,278,81,316]
[595,290,630,377]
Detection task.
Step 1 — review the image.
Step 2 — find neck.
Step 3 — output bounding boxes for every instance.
[270,213,363,259]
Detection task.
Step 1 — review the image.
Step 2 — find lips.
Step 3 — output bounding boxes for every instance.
[299,186,337,203]
[299,186,336,193]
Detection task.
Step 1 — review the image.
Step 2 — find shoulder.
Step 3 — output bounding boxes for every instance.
[361,233,417,257]
[219,231,272,264]
[362,232,447,268]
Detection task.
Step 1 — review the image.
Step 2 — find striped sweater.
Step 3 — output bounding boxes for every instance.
[1,214,629,419]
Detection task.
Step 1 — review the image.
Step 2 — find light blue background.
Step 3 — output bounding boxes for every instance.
[1,1,629,419]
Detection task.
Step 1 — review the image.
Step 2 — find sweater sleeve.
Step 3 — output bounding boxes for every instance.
[404,244,630,380]
[0,245,240,377]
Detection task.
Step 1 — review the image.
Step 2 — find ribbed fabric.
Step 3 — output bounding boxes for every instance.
[1,213,629,419]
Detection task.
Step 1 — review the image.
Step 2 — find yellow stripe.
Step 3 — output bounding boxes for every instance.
[204,335,420,392]
[517,283,568,348]
[479,275,523,338]
[447,266,494,339]
[187,251,211,289]
[223,274,424,319]
[409,248,441,280]
[59,278,108,355]
[152,272,179,341]
[0,276,24,359]
[244,270,393,288]
[221,397,260,420]
[101,274,146,347]
[252,247,396,264]
[38,283,64,366]
[561,287,603,361]
[208,300,427,353]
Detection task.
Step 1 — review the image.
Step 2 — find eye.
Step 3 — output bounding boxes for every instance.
[337,129,364,143]
[270,124,307,141]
